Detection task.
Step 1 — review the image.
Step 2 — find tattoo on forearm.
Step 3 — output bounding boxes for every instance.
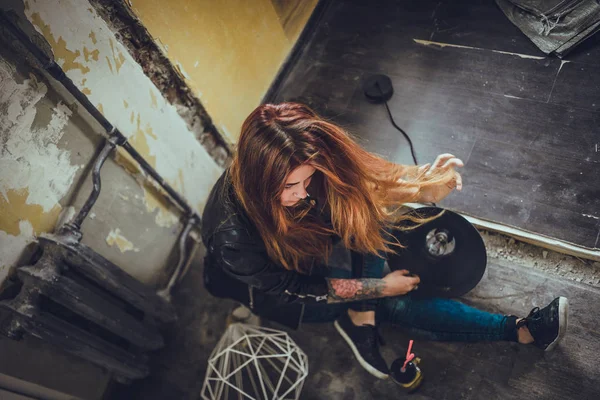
[325,278,387,304]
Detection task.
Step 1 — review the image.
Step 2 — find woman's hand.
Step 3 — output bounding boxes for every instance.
[382,269,420,297]
[417,153,464,203]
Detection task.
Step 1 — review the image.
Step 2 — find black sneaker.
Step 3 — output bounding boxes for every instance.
[517,296,569,351]
[334,311,389,379]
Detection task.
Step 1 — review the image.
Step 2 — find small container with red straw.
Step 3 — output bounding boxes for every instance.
[390,339,423,392]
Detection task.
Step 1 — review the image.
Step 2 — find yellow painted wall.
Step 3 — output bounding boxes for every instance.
[129,0,319,143]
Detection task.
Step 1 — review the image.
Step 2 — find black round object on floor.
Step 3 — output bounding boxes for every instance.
[363,74,394,103]
[387,207,487,298]
[390,358,423,392]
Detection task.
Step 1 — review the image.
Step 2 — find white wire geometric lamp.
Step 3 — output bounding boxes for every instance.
[201,323,309,400]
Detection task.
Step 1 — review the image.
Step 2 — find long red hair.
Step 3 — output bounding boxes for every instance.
[229,103,455,272]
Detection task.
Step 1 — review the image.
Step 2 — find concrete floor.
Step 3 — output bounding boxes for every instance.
[482,230,600,288]
[107,233,600,400]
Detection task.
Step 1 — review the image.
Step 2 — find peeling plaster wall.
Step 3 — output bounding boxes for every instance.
[128,0,319,143]
[23,0,222,223]
[0,0,224,288]
[0,57,80,285]
[0,46,178,288]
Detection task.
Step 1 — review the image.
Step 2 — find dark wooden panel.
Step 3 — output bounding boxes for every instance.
[431,0,545,57]
[306,0,553,96]
[338,70,600,162]
[524,202,600,249]
[454,138,599,247]
[431,0,600,67]
[549,61,600,112]
[291,0,439,72]
[336,86,479,165]
[316,30,561,101]
[323,0,439,37]
[443,188,600,249]
[564,31,600,66]
[464,138,600,211]
[440,184,534,229]
[330,78,600,248]
[273,61,362,118]
[340,78,599,195]
[274,0,600,248]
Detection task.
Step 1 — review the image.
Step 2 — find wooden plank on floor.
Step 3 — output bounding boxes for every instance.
[322,0,439,37]
[327,77,600,248]
[564,32,600,66]
[464,137,599,211]
[430,0,544,56]
[523,202,600,249]
[339,90,479,166]
[273,61,362,118]
[316,30,560,101]
[273,0,600,247]
[339,74,599,162]
[549,61,600,112]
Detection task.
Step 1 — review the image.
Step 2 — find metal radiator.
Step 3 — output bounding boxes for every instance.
[1,234,176,382]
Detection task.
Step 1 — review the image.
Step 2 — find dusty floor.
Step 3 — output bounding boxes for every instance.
[108,228,600,400]
[481,229,600,287]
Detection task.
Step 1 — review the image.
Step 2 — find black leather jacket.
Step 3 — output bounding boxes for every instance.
[200,169,333,329]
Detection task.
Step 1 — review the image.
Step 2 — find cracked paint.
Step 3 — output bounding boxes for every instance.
[141,182,179,228]
[0,221,35,286]
[24,0,222,229]
[106,228,140,253]
[0,61,79,232]
[149,89,158,109]
[0,188,61,236]
[0,59,79,285]
[29,12,92,74]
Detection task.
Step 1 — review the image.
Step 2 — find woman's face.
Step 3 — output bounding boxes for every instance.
[281,164,316,206]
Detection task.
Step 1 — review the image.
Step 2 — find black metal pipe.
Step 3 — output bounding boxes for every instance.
[1,11,201,226]
[157,216,195,299]
[71,138,115,229]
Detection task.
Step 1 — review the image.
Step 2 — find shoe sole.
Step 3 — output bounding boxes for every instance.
[545,296,569,352]
[334,320,389,379]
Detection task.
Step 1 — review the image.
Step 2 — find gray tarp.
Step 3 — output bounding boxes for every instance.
[496,0,600,57]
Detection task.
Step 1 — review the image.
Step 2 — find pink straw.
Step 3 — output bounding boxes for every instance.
[401,339,415,372]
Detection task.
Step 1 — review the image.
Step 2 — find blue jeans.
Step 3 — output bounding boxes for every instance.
[302,252,518,342]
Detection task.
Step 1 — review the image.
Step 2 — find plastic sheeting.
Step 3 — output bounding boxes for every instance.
[496,0,600,57]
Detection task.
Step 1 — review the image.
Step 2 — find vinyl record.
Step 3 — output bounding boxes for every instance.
[387,207,487,298]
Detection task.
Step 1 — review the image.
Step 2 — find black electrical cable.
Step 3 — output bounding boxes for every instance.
[383,98,418,165]
[373,80,437,207]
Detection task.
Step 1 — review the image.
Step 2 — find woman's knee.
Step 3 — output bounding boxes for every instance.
[376,294,412,324]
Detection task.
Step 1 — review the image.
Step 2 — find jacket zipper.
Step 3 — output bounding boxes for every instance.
[298,304,306,330]
[248,285,255,309]
[284,289,328,302]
